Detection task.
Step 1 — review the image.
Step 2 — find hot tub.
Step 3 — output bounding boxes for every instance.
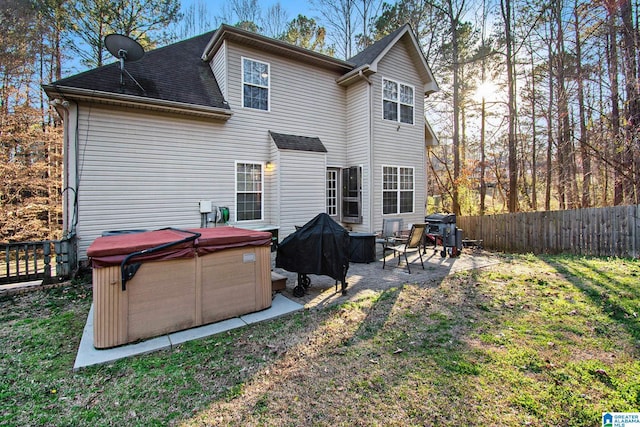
[87,227,272,348]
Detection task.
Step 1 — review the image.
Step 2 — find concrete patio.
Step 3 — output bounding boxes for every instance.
[72,247,501,370]
[275,246,501,310]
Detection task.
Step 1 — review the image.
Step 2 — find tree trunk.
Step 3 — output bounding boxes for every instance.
[606,3,623,205]
[620,0,639,203]
[545,18,554,211]
[574,0,591,207]
[530,43,537,210]
[554,0,573,209]
[479,0,488,215]
[501,0,518,212]
[449,0,462,216]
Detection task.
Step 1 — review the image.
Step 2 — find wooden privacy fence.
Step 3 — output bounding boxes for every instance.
[457,204,640,258]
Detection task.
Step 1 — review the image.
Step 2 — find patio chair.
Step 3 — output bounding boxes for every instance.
[383,223,427,273]
[376,218,403,257]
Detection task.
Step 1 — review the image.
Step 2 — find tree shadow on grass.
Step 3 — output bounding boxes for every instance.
[9,254,627,426]
[542,255,640,343]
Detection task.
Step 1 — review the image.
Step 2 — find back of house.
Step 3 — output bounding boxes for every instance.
[43,24,439,262]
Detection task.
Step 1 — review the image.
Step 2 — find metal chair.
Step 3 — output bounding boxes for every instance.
[383,223,427,273]
[376,218,403,258]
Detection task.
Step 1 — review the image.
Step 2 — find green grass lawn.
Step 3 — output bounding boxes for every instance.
[1,254,639,426]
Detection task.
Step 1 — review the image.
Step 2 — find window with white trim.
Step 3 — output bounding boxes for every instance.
[383,166,414,214]
[326,169,338,217]
[383,78,414,124]
[242,57,269,111]
[236,162,263,221]
[342,166,362,223]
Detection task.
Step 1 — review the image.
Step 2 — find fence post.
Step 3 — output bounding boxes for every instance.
[43,242,52,284]
[55,240,69,278]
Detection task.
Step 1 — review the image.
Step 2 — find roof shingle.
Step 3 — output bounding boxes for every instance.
[348,24,408,67]
[47,32,229,110]
[269,131,327,153]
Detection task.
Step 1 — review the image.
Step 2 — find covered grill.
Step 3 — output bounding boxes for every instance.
[425,213,463,257]
[276,213,349,297]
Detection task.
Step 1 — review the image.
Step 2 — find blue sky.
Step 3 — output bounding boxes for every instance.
[181,0,319,27]
[64,0,326,77]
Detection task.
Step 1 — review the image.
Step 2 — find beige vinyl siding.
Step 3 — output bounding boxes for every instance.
[73,42,351,259]
[225,43,348,166]
[276,150,327,239]
[345,81,371,232]
[71,35,431,259]
[211,41,227,99]
[371,38,426,229]
[75,105,271,258]
[267,143,280,238]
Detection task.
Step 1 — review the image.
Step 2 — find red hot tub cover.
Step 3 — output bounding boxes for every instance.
[88,228,197,267]
[88,227,273,267]
[191,227,272,255]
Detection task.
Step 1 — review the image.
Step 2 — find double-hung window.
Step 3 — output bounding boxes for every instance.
[236,162,263,221]
[326,169,339,217]
[383,166,414,214]
[242,57,269,111]
[383,78,414,124]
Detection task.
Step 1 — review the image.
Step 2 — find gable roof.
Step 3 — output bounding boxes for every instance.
[348,25,407,68]
[43,23,438,116]
[202,24,353,74]
[340,24,439,95]
[269,131,328,153]
[43,32,232,119]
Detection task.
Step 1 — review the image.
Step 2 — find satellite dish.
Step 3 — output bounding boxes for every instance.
[105,34,145,62]
[104,34,145,89]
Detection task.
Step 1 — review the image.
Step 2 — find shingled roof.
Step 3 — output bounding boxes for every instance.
[44,31,229,111]
[44,23,436,114]
[269,131,327,153]
[348,24,409,67]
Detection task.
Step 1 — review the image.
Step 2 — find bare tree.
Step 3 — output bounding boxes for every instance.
[500,0,519,212]
[573,0,591,207]
[311,0,354,59]
[173,0,212,40]
[603,0,624,205]
[352,0,383,49]
[619,0,639,203]
[262,2,289,38]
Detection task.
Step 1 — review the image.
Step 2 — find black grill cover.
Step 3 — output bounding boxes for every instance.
[425,213,457,224]
[276,213,350,282]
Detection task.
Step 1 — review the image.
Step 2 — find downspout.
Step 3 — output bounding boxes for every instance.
[358,69,375,233]
[50,98,77,239]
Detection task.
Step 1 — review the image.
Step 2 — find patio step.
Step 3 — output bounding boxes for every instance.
[271,271,287,292]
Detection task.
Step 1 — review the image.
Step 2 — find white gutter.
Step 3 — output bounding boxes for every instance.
[50,98,78,238]
[336,64,374,86]
[43,86,233,120]
[363,71,375,233]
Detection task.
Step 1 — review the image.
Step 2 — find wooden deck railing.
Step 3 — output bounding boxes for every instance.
[1,236,76,285]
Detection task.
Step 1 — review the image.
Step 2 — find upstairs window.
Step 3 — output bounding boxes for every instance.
[242,57,269,111]
[236,162,263,221]
[383,78,414,124]
[383,166,414,214]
